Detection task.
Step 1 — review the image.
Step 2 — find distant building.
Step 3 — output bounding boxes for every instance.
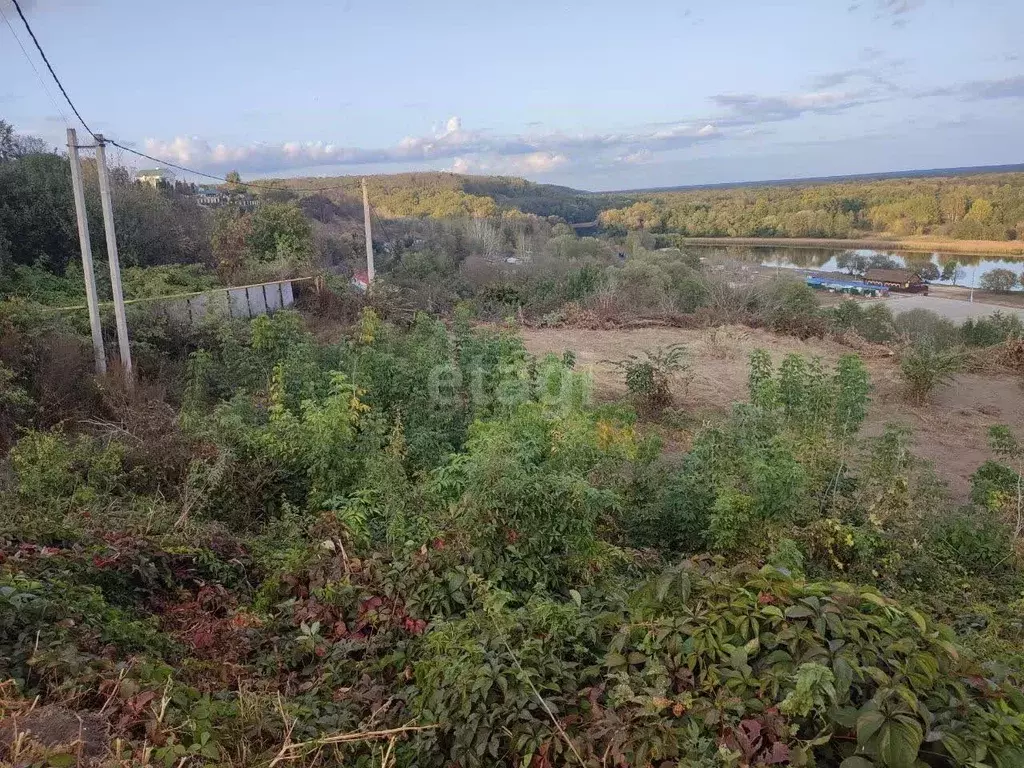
[864,268,929,294]
[196,186,224,207]
[136,168,176,187]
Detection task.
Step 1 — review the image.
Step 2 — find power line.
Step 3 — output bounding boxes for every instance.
[105,139,359,194]
[7,0,397,209]
[0,2,70,128]
[10,0,94,137]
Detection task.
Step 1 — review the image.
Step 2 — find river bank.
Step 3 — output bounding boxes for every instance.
[677,236,1024,257]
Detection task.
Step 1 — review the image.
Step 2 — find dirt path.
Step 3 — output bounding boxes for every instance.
[521,325,1024,499]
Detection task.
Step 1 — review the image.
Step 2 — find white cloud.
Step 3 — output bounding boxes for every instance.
[617,149,653,165]
[135,83,886,180]
[451,151,568,176]
[141,115,722,177]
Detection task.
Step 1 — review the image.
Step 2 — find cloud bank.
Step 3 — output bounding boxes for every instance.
[135,70,1017,182]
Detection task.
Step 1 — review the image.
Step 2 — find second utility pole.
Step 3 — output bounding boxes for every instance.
[66,127,106,374]
[94,135,132,379]
[361,177,375,284]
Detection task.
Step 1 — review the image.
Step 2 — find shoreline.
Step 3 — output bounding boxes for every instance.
[675,236,1024,258]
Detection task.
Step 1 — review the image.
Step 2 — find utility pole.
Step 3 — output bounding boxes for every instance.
[361,177,375,284]
[94,135,132,379]
[66,127,106,374]
[970,262,977,303]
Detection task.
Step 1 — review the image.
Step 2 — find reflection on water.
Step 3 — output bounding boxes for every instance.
[688,245,1024,290]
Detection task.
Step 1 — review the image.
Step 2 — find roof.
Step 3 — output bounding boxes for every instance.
[136,168,174,177]
[864,268,924,284]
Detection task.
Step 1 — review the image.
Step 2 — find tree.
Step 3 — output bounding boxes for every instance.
[867,254,900,271]
[940,260,960,283]
[0,120,50,162]
[225,170,242,194]
[0,152,76,273]
[907,260,939,281]
[246,203,313,264]
[836,251,869,275]
[980,269,1019,293]
[965,198,994,222]
[212,208,254,281]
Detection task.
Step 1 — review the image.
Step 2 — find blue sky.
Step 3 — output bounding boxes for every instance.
[2,0,1021,190]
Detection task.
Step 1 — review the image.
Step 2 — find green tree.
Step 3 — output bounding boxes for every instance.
[980,268,1019,293]
[246,203,313,264]
[906,259,939,281]
[0,152,76,273]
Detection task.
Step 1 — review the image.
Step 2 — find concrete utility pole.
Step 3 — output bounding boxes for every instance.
[66,127,106,374]
[94,135,132,379]
[361,177,375,284]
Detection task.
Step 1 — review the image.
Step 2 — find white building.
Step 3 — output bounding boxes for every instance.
[136,168,176,187]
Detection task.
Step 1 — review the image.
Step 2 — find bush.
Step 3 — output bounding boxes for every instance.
[893,308,959,348]
[751,278,826,337]
[826,300,896,343]
[961,311,1024,347]
[610,344,688,416]
[980,268,1020,292]
[930,505,1014,575]
[898,343,965,403]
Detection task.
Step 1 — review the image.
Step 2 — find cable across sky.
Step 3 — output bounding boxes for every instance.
[6,0,365,194]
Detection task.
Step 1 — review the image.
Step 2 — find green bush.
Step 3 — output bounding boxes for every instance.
[898,343,966,403]
[610,344,688,416]
[961,311,1024,347]
[9,429,127,507]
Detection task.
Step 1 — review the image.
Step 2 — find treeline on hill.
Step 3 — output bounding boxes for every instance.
[262,172,602,223]
[599,173,1024,241]
[2,298,1024,765]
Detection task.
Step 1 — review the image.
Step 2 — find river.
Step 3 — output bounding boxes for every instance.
[686,244,1024,290]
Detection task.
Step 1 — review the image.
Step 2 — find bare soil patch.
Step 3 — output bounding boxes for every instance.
[521,325,1024,499]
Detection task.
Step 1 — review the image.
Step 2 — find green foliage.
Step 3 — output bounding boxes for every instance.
[654,351,869,554]
[980,268,1020,292]
[610,343,688,416]
[898,343,966,402]
[9,430,127,508]
[961,311,1024,346]
[599,171,1024,241]
[6,286,1024,765]
[751,278,827,337]
[246,202,313,264]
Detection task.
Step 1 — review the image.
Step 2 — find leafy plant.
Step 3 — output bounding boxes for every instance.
[898,342,965,403]
[609,343,688,416]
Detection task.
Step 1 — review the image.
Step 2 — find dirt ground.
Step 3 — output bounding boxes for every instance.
[521,325,1024,500]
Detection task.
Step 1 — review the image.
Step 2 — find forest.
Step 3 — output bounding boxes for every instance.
[4,118,1024,766]
[597,172,1024,241]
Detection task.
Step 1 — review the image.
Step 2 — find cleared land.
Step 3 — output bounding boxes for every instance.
[886,294,1024,321]
[521,325,1024,499]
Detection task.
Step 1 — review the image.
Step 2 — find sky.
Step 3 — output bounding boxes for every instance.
[1,0,1021,191]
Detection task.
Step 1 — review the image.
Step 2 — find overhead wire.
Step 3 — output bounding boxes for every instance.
[10,0,94,137]
[0,2,70,129]
[8,0,400,252]
[7,1,367,194]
